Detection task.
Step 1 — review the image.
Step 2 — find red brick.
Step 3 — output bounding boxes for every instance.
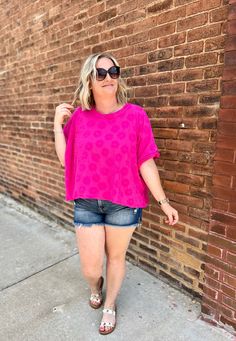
[177,13,208,32]
[221,96,236,109]
[212,174,232,187]
[187,23,221,42]
[225,35,236,51]
[204,65,224,78]
[199,93,220,105]
[217,136,236,150]
[210,6,229,23]
[135,86,157,97]
[227,251,236,264]
[158,83,185,95]
[159,32,186,48]
[222,294,236,310]
[218,122,236,137]
[223,273,236,288]
[149,22,176,39]
[218,109,236,122]
[135,40,157,54]
[174,41,204,56]
[229,3,236,20]
[203,285,219,300]
[186,0,221,16]
[186,79,218,93]
[127,31,148,45]
[226,227,236,242]
[215,161,236,176]
[173,69,203,81]
[157,6,187,25]
[165,140,192,151]
[210,221,227,236]
[205,36,226,52]
[118,0,137,14]
[126,54,147,66]
[227,20,236,35]
[221,305,234,319]
[169,95,198,106]
[147,0,172,13]
[163,180,190,194]
[148,48,172,62]
[98,8,116,22]
[225,51,236,67]
[229,197,236,213]
[205,265,220,280]
[185,53,218,68]
[208,233,236,254]
[147,73,172,84]
[158,58,184,72]
[189,228,208,241]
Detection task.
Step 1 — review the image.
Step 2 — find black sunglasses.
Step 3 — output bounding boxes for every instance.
[96,66,120,81]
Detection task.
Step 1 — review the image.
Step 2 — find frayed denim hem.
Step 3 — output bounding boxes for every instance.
[74,223,105,229]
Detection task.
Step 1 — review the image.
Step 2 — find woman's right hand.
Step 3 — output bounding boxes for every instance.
[54,103,74,126]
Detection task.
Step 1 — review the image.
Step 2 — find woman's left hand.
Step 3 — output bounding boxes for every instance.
[160,203,179,225]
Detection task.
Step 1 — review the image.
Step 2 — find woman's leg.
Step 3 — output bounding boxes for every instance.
[75,225,105,294]
[100,225,136,332]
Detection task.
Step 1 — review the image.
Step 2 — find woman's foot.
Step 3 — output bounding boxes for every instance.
[99,306,117,335]
[89,276,104,309]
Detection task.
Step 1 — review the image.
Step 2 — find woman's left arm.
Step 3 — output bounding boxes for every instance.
[139,158,179,226]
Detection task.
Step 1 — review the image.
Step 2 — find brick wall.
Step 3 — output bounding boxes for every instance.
[0,0,233,332]
[201,0,236,333]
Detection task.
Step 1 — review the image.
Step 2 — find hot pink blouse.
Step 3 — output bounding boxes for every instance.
[63,103,160,208]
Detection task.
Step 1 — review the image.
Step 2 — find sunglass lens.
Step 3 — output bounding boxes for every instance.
[109,66,120,79]
[96,68,107,81]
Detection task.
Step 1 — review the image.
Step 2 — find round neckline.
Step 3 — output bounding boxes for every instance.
[91,103,129,117]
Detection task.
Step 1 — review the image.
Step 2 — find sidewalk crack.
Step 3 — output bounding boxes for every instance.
[0,252,78,292]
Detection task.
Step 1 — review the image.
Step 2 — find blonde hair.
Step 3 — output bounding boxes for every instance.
[71,53,127,110]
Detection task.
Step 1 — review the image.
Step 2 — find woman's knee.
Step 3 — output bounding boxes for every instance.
[81,265,103,279]
[106,252,126,265]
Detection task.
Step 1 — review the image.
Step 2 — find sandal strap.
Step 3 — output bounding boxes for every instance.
[102,308,116,315]
[100,321,114,327]
[90,293,102,302]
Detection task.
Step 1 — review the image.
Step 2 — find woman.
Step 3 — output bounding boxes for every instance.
[54,52,178,335]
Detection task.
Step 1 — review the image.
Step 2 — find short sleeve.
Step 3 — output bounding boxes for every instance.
[137,110,160,169]
[63,108,78,143]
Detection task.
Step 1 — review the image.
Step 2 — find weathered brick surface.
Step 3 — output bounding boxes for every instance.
[202,1,236,335]
[0,0,234,334]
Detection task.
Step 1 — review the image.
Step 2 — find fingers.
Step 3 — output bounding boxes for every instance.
[54,103,74,125]
[165,211,179,226]
[58,103,74,110]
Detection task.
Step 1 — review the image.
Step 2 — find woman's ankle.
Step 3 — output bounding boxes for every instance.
[103,302,116,310]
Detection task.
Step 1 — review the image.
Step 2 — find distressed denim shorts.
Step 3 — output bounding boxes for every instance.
[73,198,142,229]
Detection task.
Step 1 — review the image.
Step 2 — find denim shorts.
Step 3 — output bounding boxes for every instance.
[73,198,142,229]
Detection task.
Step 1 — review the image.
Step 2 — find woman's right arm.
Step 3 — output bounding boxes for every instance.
[54,103,74,167]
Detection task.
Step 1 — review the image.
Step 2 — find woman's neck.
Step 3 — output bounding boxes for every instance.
[94,99,122,114]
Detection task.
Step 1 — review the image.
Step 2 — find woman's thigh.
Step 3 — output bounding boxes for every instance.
[104,225,136,260]
[76,225,105,271]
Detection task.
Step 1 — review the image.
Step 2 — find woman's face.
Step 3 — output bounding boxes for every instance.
[90,57,119,100]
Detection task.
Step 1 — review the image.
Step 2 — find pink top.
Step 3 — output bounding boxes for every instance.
[63,103,160,208]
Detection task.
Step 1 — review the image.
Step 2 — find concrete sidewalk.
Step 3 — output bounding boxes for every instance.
[0,194,234,341]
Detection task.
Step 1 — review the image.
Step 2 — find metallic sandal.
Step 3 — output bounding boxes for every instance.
[99,307,117,335]
[89,276,104,309]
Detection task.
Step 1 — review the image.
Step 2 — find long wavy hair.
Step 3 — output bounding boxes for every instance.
[71,53,127,110]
